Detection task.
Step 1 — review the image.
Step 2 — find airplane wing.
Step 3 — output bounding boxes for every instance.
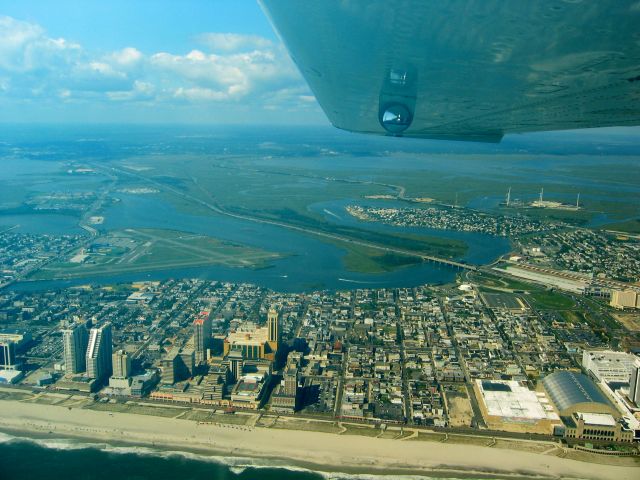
[259,0,640,142]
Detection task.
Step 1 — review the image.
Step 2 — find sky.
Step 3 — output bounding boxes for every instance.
[0,1,638,140]
[0,0,326,124]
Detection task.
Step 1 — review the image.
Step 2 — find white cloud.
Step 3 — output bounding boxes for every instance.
[149,43,300,103]
[0,15,80,72]
[107,80,155,102]
[0,16,320,121]
[197,33,273,52]
[173,86,228,102]
[87,61,123,77]
[106,47,143,68]
[150,50,246,91]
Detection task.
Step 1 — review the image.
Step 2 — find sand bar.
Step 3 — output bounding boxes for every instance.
[0,400,638,480]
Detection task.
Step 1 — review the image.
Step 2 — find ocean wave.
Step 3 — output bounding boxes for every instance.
[0,431,474,480]
[0,432,108,451]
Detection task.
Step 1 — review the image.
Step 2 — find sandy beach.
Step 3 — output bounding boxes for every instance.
[0,399,637,480]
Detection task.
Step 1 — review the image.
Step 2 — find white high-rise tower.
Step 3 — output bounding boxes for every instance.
[86,323,112,381]
[62,321,88,374]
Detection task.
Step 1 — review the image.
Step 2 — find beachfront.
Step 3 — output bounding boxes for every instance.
[0,399,637,480]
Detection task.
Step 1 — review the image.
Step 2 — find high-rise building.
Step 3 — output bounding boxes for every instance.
[223,311,279,361]
[0,341,16,369]
[160,346,194,385]
[272,364,298,413]
[86,323,112,381]
[193,311,211,364]
[203,365,228,402]
[179,347,195,378]
[228,349,244,382]
[267,306,279,351]
[283,366,298,397]
[610,290,640,309]
[0,330,31,350]
[161,350,179,385]
[62,321,89,374]
[629,361,640,407]
[112,349,131,379]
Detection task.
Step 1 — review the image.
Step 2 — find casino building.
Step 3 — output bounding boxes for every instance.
[542,371,634,442]
[223,307,279,361]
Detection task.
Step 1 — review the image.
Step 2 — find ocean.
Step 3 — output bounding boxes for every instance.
[0,431,491,480]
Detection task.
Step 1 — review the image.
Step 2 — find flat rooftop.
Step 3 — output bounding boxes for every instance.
[226,326,269,346]
[478,379,559,421]
[578,412,616,427]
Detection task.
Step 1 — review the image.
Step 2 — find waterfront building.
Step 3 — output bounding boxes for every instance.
[130,370,159,397]
[112,349,131,378]
[55,374,98,393]
[227,349,244,382]
[542,370,636,441]
[160,350,179,385]
[563,412,634,443]
[203,365,228,402]
[86,323,113,381]
[0,341,16,369]
[160,348,184,384]
[542,371,618,417]
[474,379,559,433]
[229,359,271,410]
[223,307,279,361]
[160,346,193,384]
[193,311,211,364]
[62,321,89,374]
[271,365,299,413]
[283,366,298,396]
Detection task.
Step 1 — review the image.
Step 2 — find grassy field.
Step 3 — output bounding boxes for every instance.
[527,290,576,310]
[270,418,342,434]
[30,228,283,280]
[86,401,185,418]
[325,240,423,274]
[340,424,381,437]
[472,271,578,311]
[559,310,587,324]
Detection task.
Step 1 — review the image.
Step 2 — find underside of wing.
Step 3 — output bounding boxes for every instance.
[260,0,640,142]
